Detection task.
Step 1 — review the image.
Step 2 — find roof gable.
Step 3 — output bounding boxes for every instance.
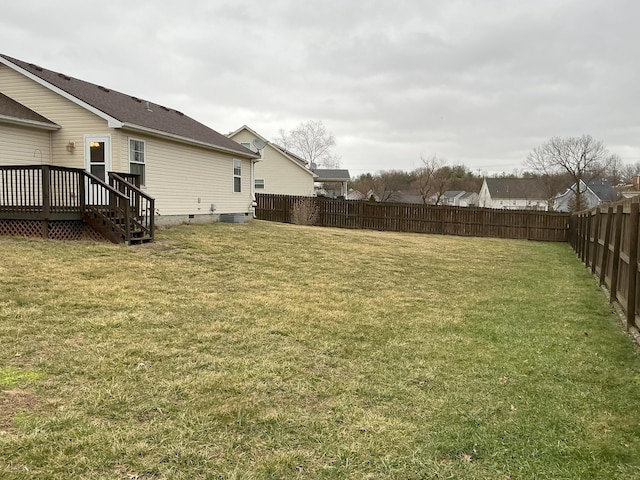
[0,92,59,130]
[227,125,317,178]
[0,54,256,157]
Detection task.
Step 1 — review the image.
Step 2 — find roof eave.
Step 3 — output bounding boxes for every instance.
[121,123,260,159]
[0,114,60,131]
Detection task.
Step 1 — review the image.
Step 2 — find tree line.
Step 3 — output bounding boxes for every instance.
[275,122,640,210]
[351,136,640,208]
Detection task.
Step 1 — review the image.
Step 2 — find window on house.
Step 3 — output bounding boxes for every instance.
[255,179,265,189]
[240,142,252,150]
[233,159,242,192]
[129,138,146,186]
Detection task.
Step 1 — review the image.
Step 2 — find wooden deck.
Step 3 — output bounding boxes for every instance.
[0,165,155,244]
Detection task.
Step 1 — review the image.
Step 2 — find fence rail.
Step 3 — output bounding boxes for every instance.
[256,194,570,242]
[571,200,640,333]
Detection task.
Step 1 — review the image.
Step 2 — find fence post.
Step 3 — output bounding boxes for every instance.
[583,213,591,266]
[626,202,639,330]
[600,206,613,286]
[591,208,601,275]
[576,214,583,258]
[610,205,623,304]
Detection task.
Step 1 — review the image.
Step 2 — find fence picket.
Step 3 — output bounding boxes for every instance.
[255,194,569,242]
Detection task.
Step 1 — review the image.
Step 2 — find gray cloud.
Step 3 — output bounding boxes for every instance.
[2,0,639,175]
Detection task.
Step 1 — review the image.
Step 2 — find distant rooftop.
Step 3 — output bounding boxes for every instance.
[312,169,351,182]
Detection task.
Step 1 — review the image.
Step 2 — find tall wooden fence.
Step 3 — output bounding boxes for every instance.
[256,194,570,242]
[571,200,640,333]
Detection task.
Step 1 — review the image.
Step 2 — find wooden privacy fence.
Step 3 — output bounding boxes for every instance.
[571,201,640,333]
[256,194,570,242]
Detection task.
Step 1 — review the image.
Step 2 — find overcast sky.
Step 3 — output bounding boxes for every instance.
[2,0,639,176]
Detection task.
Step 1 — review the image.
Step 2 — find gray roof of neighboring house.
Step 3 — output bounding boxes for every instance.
[0,54,256,157]
[587,180,620,202]
[0,92,59,129]
[312,169,351,181]
[395,192,424,204]
[443,190,465,199]
[484,178,546,199]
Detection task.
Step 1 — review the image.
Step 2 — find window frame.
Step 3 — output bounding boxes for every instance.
[233,159,242,193]
[128,137,146,186]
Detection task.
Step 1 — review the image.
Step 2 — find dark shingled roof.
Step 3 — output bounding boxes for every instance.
[484,178,546,199]
[587,180,620,202]
[0,92,58,128]
[0,54,256,157]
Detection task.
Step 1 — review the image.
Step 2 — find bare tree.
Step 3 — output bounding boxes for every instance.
[351,170,412,202]
[412,153,445,204]
[524,135,613,212]
[622,162,640,185]
[275,120,340,168]
[603,153,624,185]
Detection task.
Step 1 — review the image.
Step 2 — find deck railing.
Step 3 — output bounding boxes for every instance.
[109,172,155,242]
[0,165,84,216]
[0,165,154,243]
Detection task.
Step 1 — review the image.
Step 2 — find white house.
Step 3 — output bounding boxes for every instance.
[227,125,317,196]
[478,178,549,210]
[441,190,479,207]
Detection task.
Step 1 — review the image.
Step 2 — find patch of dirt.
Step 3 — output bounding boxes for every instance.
[0,389,37,434]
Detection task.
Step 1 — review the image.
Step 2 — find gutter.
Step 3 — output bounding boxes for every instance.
[120,123,260,159]
[0,114,60,131]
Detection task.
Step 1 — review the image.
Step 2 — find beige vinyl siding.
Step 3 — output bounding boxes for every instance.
[231,129,315,196]
[118,133,253,216]
[0,64,118,169]
[0,123,52,165]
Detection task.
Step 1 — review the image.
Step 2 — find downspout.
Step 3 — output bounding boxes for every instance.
[250,157,259,218]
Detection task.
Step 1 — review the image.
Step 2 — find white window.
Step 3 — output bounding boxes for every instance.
[240,142,252,150]
[255,179,265,189]
[129,138,146,186]
[233,159,242,192]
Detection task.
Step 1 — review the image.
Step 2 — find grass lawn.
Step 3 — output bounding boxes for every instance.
[1,220,639,479]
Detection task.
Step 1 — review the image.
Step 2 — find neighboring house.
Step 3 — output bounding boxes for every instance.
[395,191,424,204]
[0,54,259,225]
[346,189,367,201]
[440,190,479,207]
[478,178,549,210]
[227,125,316,196]
[313,169,351,198]
[553,180,621,212]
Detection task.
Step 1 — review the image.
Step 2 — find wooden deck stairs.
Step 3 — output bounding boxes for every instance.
[0,165,155,244]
